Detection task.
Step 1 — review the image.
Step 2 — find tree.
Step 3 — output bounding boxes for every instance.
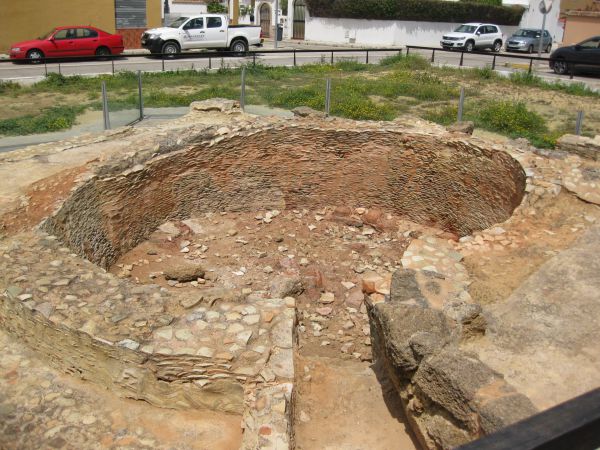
[207,0,228,14]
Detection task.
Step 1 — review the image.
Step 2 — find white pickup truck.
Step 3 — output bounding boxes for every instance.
[141,14,262,55]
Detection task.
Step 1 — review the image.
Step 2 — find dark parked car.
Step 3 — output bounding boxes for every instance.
[549,36,600,75]
[9,26,124,62]
[506,28,552,53]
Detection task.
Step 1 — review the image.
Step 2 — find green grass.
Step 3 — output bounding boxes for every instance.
[0,54,596,147]
[0,105,84,135]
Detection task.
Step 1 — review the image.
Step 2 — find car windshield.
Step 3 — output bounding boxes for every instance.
[514,29,538,38]
[454,25,477,33]
[169,17,189,28]
[39,29,56,40]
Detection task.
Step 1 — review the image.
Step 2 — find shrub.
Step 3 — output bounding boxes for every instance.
[305,0,525,26]
[0,105,83,136]
[477,100,546,135]
[207,0,227,14]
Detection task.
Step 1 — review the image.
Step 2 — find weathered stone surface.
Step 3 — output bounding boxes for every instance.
[370,302,454,372]
[270,275,303,298]
[447,121,475,135]
[291,106,326,118]
[556,134,600,161]
[163,263,205,282]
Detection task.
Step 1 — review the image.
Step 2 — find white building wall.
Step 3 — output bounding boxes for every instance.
[292,0,562,45]
[305,17,519,47]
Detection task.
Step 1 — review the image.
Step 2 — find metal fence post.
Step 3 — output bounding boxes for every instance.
[431,49,435,63]
[209,56,212,70]
[492,54,496,71]
[162,55,165,72]
[457,87,465,123]
[575,111,584,135]
[137,70,144,121]
[325,78,331,116]
[58,62,62,75]
[293,49,297,66]
[111,57,115,74]
[253,53,256,67]
[528,58,533,74]
[459,51,464,67]
[331,51,334,64]
[366,50,369,64]
[101,81,111,130]
[240,67,246,111]
[44,59,48,77]
[406,47,410,56]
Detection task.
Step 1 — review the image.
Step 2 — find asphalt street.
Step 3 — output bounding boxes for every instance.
[1,46,598,88]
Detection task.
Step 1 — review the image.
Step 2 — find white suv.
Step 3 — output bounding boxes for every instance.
[441,23,504,52]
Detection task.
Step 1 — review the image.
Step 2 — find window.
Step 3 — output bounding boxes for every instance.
[207,17,222,28]
[476,26,485,34]
[486,26,498,34]
[53,29,69,40]
[579,38,600,49]
[169,16,189,28]
[184,18,204,29]
[76,28,98,38]
[454,25,477,33]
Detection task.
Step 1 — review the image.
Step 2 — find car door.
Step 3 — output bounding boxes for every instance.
[49,28,79,57]
[180,17,205,49]
[205,16,226,47]
[575,37,600,71]
[543,30,552,49]
[76,28,99,55]
[475,26,487,47]
[486,26,499,46]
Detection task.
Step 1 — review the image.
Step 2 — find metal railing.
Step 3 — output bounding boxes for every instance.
[0,47,404,76]
[405,45,600,80]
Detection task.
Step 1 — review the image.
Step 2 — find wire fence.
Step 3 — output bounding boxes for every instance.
[0,47,598,153]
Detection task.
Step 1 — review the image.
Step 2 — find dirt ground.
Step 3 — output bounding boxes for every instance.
[465,191,600,305]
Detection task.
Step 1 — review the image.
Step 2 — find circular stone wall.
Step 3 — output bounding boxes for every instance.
[42,124,526,268]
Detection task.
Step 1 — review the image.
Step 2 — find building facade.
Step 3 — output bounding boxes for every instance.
[0,0,161,52]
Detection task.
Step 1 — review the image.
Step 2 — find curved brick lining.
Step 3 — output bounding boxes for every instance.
[42,125,526,269]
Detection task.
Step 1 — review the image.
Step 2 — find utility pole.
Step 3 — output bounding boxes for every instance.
[537,0,553,59]
[274,0,279,48]
[232,0,240,25]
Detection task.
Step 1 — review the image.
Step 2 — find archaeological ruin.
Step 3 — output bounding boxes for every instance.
[1,99,599,449]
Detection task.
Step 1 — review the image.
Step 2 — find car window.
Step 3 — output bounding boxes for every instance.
[454,25,477,33]
[487,26,498,34]
[184,18,204,29]
[169,17,189,28]
[476,26,485,34]
[76,28,98,38]
[53,29,69,40]
[579,38,600,49]
[207,17,222,28]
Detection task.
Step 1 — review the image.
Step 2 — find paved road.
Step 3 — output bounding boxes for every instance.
[1,46,598,88]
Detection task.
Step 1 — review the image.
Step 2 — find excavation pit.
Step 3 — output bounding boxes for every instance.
[2,108,551,449]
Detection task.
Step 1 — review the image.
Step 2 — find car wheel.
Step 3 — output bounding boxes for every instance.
[95,46,111,60]
[26,49,44,63]
[465,41,474,52]
[527,45,534,54]
[493,40,502,53]
[553,58,568,75]
[161,41,180,58]
[545,44,552,53]
[230,39,248,54]
[95,47,111,57]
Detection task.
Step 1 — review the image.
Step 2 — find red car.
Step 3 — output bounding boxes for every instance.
[9,26,124,62]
